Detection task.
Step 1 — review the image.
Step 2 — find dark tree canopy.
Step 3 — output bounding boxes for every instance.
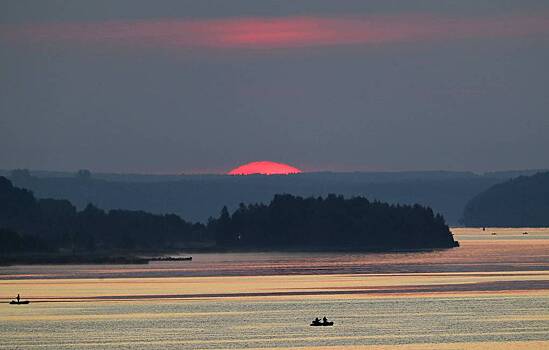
[461,171,549,227]
[0,176,205,253]
[0,176,457,255]
[208,194,457,249]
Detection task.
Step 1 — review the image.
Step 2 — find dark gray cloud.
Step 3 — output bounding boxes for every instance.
[2,0,549,23]
[1,1,548,173]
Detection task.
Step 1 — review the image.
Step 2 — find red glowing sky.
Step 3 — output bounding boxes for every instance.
[228,161,302,175]
[2,14,549,50]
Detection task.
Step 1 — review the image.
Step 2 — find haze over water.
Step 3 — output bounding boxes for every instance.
[1,228,549,349]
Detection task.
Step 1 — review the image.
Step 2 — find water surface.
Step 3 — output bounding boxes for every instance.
[1,228,548,349]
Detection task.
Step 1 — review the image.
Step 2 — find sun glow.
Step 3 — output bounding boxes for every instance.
[228,161,302,175]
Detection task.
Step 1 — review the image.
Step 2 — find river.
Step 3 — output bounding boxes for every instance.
[1,228,548,349]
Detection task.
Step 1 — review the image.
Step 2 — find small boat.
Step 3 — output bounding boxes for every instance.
[523,232,528,235]
[9,300,30,305]
[491,232,497,235]
[149,256,192,262]
[310,318,334,326]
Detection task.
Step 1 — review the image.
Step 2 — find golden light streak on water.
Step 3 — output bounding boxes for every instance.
[1,271,549,301]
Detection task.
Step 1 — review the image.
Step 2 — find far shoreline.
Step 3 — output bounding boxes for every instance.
[0,243,459,266]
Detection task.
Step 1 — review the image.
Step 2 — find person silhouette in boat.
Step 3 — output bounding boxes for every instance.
[16,294,20,303]
[323,316,328,324]
[313,317,321,325]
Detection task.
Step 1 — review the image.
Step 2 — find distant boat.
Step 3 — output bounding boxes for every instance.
[523,232,528,235]
[149,256,192,262]
[491,232,497,235]
[9,300,29,305]
[310,318,334,326]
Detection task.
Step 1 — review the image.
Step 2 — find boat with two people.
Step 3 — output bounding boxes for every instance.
[310,316,334,326]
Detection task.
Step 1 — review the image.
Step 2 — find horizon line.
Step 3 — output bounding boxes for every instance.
[2,167,548,178]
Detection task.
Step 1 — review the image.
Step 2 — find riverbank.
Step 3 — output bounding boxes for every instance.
[0,254,150,266]
[1,244,463,266]
[0,252,194,266]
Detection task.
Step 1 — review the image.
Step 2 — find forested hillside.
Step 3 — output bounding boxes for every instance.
[4,169,511,225]
[0,176,205,253]
[461,172,549,227]
[210,194,458,249]
[1,176,458,255]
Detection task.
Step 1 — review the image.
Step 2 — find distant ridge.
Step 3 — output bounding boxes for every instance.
[2,168,544,225]
[461,171,549,227]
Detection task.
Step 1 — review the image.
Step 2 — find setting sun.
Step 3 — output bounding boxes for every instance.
[228,161,302,175]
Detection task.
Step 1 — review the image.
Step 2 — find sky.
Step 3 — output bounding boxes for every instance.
[1,0,548,174]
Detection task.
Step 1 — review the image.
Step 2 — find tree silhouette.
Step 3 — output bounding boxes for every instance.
[1,176,457,254]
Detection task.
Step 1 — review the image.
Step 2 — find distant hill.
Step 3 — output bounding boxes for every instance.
[0,169,524,225]
[461,172,549,227]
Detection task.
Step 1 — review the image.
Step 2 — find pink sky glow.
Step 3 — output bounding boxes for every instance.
[2,14,549,50]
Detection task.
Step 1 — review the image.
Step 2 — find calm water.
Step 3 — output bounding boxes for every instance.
[1,228,548,349]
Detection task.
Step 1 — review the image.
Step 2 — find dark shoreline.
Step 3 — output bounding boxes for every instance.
[0,242,458,266]
[0,254,151,266]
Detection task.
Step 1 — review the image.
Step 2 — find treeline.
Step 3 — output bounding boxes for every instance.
[461,171,549,227]
[1,176,457,255]
[210,194,457,249]
[7,168,507,225]
[0,176,206,253]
